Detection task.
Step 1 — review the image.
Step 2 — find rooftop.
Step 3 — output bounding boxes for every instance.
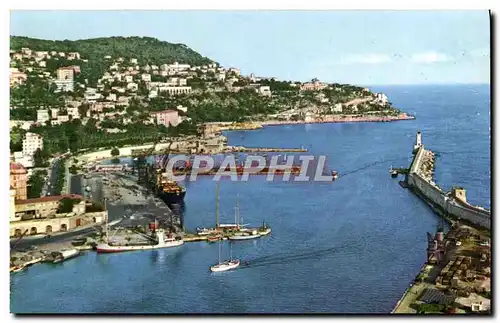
[10,162,26,171]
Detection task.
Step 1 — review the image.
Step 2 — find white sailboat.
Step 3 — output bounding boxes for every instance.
[210,240,240,272]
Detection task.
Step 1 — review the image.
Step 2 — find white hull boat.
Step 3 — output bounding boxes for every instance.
[53,249,80,263]
[210,259,240,272]
[97,229,184,253]
[229,233,260,241]
[210,239,240,272]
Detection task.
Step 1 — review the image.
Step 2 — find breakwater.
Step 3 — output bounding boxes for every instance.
[406,134,490,230]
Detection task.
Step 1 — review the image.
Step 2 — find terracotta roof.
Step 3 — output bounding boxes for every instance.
[151,109,177,115]
[15,194,85,205]
[10,162,26,171]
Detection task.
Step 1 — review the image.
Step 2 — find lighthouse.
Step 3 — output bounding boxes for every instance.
[413,131,422,152]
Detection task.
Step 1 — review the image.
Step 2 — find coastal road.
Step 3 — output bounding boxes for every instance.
[45,158,61,196]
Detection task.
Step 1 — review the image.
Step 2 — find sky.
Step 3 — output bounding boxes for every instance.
[10,10,490,85]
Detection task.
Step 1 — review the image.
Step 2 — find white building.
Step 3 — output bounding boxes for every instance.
[257,86,272,97]
[50,108,59,119]
[130,58,138,64]
[107,93,117,101]
[37,109,50,124]
[67,107,80,119]
[374,93,389,105]
[13,151,34,168]
[216,72,226,82]
[176,105,188,113]
[333,103,343,113]
[22,132,43,157]
[157,86,192,96]
[127,82,138,92]
[141,74,151,82]
[124,75,134,83]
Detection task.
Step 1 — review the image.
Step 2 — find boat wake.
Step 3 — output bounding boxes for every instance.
[239,243,353,270]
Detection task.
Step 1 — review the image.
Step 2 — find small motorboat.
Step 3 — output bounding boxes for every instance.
[207,235,222,242]
[331,171,339,180]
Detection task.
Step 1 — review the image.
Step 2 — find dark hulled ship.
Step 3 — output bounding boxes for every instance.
[153,169,186,205]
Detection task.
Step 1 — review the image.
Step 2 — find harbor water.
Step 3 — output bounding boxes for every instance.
[10,84,490,313]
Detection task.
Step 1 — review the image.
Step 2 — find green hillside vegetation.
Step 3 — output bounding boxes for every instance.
[10,36,215,86]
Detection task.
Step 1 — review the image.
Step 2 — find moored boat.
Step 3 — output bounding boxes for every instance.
[96,229,184,253]
[52,249,80,264]
[228,233,260,241]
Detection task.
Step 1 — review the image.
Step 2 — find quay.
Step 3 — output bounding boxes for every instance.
[403,131,490,230]
[226,146,307,153]
[391,131,491,314]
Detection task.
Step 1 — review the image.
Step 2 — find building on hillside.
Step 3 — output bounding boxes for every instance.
[22,132,43,157]
[141,73,151,82]
[216,72,226,81]
[57,67,74,81]
[130,58,138,64]
[300,79,328,91]
[176,105,188,113]
[36,109,50,124]
[10,163,28,200]
[67,107,80,119]
[168,62,191,73]
[50,108,59,119]
[151,109,180,127]
[126,82,138,91]
[124,75,134,83]
[10,68,27,87]
[228,68,241,76]
[13,152,34,169]
[374,93,389,105]
[54,67,76,92]
[333,103,343,113]
[166,77,187,86]
[157,86,192,96]
[67,52,81,60]
[256,86,272,96]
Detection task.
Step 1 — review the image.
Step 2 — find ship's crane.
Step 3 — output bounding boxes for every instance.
[10,229,29,250]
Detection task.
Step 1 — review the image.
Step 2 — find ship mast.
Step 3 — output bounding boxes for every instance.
[216,181,220,228]
[104,197,109,242]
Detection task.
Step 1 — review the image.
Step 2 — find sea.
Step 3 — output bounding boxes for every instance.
[10,84,490,314]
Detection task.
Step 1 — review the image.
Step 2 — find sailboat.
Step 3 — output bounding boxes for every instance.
[206,182,223,243]
[210,240,240,272]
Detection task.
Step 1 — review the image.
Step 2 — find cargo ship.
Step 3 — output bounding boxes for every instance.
[154,170,186,205]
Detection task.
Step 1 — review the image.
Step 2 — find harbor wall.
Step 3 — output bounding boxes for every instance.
[407,146,490,230]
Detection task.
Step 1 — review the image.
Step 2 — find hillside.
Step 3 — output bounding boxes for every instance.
[10,36,214,66]
[10,36,215,85]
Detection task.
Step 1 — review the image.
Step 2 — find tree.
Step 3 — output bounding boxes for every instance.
[57,198,81,213]
[33,148,45,167]
[111,147,120,156]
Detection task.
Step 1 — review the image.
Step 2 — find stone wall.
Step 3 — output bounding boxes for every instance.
[408,146,490,230]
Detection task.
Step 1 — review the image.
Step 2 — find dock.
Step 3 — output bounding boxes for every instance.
[226,146,307,153]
